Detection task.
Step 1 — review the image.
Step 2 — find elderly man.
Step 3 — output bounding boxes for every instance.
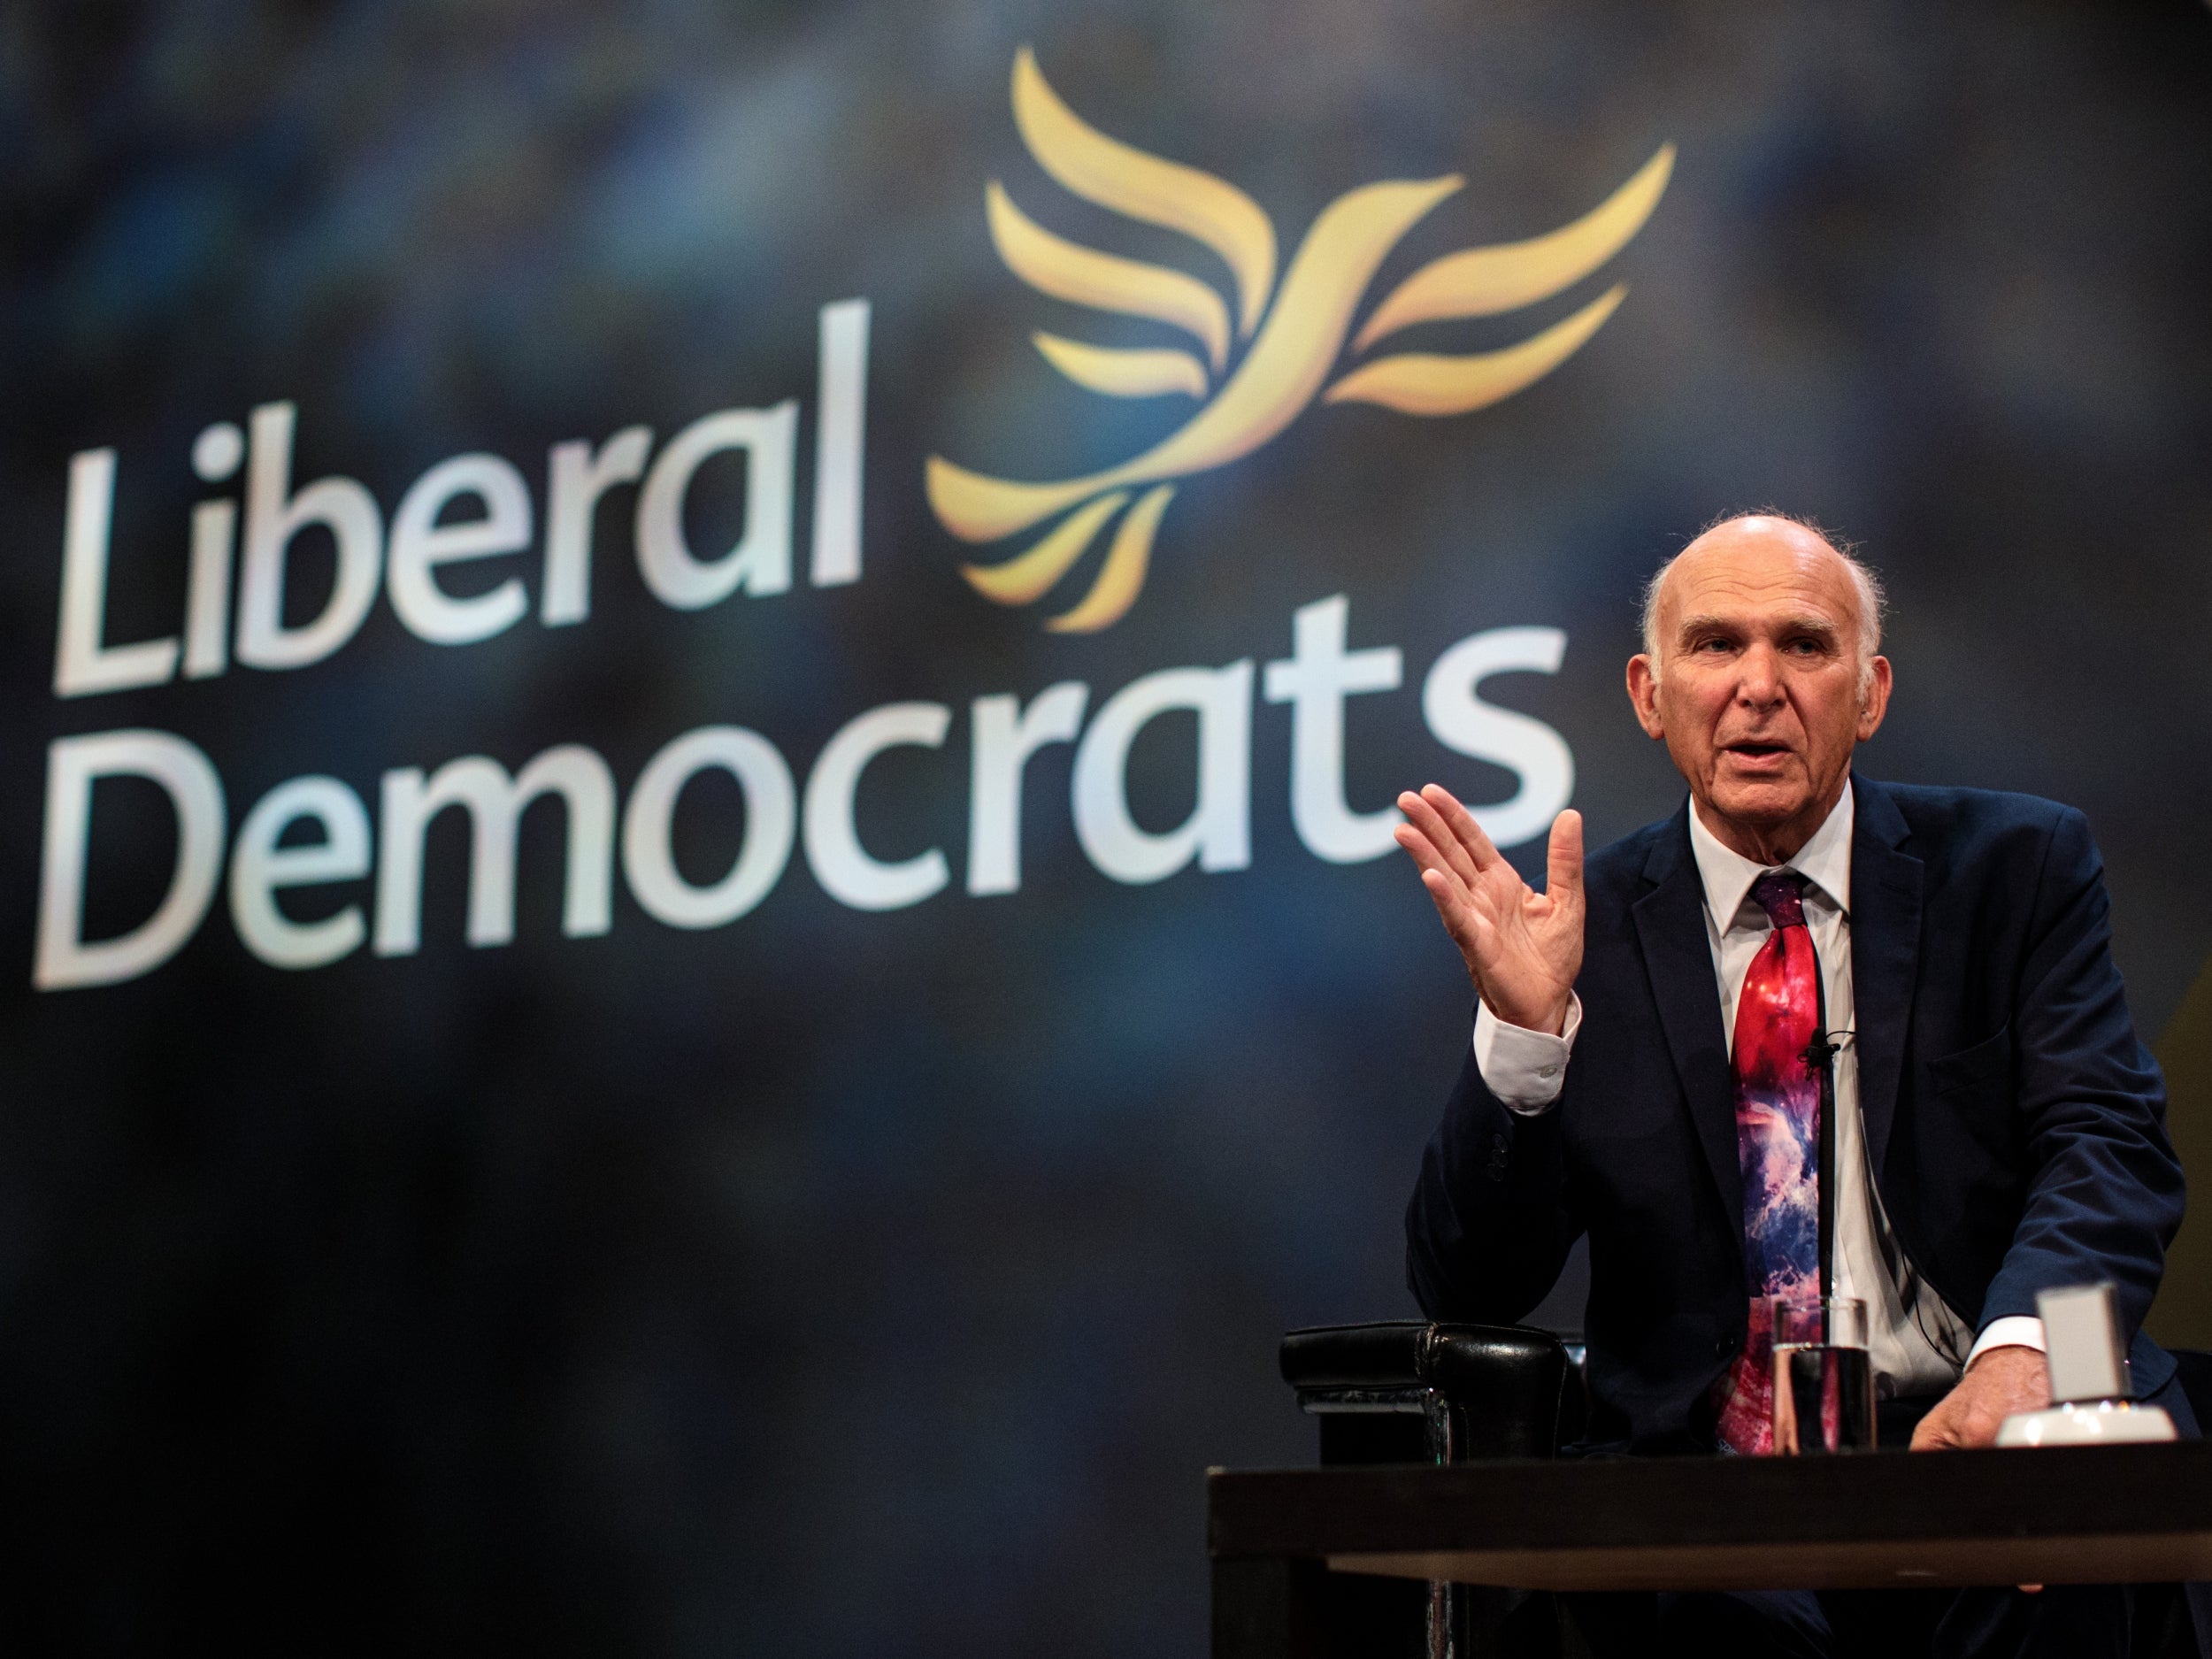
[1398,513,2194,1655]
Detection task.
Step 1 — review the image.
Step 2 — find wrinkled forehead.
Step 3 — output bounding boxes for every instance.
[1656,525,1863,638]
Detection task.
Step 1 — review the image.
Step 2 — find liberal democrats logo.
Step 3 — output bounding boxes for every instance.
[926,48,1674,634]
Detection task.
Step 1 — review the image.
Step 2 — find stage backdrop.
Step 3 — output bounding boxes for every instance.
[4,2,2211,1651]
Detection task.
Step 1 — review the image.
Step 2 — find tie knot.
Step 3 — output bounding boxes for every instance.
[1751,869,1809,928]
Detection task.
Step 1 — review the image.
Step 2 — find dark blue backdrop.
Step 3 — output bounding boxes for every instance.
[3,3,2210,1652]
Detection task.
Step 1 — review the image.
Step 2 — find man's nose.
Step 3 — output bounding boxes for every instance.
[1735,642,1785,705]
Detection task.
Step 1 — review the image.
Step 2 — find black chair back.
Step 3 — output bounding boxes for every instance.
[1279,1322,1578,1658]
[1281,1319,1571,1463]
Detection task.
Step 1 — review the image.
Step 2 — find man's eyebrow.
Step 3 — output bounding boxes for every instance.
[1673,613,1738,640]
[1673,612,1840,641]
[1778,614,1841,640]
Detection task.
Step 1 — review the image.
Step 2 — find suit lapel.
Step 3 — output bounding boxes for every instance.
[1848,776,1923,1178]
[1631,808,1743,1235]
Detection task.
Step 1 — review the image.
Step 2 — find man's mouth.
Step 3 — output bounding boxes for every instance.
[1724,741,1792,764]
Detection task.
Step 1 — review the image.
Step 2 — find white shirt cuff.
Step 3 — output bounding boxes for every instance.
[1965,1316,2047,1368]
[1471,994,1582,1114]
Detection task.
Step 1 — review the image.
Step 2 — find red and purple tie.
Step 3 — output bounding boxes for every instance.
[1711,870,1823,1455]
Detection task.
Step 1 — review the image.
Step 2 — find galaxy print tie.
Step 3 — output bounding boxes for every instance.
[1711,870,1823,1455]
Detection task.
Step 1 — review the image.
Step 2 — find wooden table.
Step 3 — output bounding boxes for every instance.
[1208,1442,2212,1656]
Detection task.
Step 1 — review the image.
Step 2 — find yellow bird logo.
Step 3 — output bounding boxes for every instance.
[926,49,1675,634]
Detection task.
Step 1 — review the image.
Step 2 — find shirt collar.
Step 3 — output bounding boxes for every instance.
[1686,775,1855,933]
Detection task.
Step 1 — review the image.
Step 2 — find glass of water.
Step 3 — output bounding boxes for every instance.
[1770,1296,1876,1454]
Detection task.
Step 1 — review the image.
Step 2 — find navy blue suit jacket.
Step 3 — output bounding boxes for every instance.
[1405,775,2186,1452]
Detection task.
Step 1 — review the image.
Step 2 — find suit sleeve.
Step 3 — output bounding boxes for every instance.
[1978,806,2185,1347]
[1405,1011,1585,1322]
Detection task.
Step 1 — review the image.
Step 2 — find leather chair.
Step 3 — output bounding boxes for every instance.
[1280,1320,1576,1464]
[1279,1321,1582,1658]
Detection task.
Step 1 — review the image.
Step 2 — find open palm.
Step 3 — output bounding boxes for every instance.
[1394,785,1585,1034]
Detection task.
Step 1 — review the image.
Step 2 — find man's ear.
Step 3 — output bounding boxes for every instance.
[1626,654,1666,740]
[1856,655,1893,741]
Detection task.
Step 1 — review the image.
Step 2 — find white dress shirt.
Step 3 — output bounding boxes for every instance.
[1473,779,2043,1399]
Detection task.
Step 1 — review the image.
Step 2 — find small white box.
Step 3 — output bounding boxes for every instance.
[2038,1282,2129,1404]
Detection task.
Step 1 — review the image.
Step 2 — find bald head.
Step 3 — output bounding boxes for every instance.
[1641,513,1886,690]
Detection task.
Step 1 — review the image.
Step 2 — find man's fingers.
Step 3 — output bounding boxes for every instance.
[1421,784,1505,875]
[1909,1406,1956,1452]
[1401,824,1513,949]
[1413,859,1496,941]
[1417,866,1473,931]
[1545,810,1586,905]
[1394,820,1471,901]
[1909,1403,1980,1453]
[1398,791,1484,890]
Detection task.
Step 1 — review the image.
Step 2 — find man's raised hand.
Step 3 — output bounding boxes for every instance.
[1394,786,1586,1035]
